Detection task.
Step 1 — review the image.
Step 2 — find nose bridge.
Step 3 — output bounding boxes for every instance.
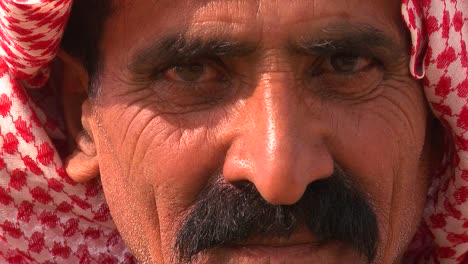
[254,73,297,167]
[223,72,333,205]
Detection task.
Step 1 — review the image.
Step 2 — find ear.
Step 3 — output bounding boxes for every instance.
[56,50,100,182]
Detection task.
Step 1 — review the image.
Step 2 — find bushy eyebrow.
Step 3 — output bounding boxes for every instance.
[127,23,407,80]
[128,35,257,80]
[289,24,407,59]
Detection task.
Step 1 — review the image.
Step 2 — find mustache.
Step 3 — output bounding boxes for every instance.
[174,165,379,263]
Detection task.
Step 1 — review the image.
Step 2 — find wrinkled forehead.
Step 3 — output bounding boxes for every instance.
[114,0,402,24]
[100,0,407,60]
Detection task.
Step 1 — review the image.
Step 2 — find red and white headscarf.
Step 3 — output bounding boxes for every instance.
[0,0,466,263]
[0,1,135,263]
[402,0,468,263]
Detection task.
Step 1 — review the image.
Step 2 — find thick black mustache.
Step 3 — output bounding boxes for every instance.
[174,166,379,263]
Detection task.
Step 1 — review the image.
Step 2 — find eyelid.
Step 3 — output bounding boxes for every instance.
[308,54,378,77]
[163,58,232,84]
[311,45,386,68]
[330,55,376,72]
[163,64,217,83]
[165,55,227,72]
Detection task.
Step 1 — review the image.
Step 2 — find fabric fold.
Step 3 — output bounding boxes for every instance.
[403,0,468,263]
[0,0,72,86]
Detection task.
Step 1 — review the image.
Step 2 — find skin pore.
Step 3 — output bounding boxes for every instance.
[62,0,435,263]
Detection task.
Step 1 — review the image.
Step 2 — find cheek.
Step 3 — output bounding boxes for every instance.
[330,78,428,198]
[90,105,163,262]
[92,102,230,261]
[328,82,430,260]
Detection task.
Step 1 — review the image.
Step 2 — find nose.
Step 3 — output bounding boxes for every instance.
[223,73,333,205]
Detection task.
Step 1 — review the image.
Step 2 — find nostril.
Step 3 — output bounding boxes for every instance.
[229,180,253,190]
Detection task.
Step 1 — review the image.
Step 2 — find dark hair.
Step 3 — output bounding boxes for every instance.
[60,0,113,88]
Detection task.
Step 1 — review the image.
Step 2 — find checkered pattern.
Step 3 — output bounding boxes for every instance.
[403,0,468,263]
[0,0,466,263]
[0,1,135,263]
[0,0,72,87]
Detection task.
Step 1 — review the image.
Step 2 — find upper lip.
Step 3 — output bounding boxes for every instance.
[233,227,323,248]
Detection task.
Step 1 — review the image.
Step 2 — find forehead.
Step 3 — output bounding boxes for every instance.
[116,0,401,24]
[101,0,404,57]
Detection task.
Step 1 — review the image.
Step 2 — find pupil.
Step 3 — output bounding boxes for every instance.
[331,55,359,72]
[175,64,204,81]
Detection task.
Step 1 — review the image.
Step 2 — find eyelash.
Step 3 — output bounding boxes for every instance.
[155,53,383,91]
[141,52,386,112]
[157,53,380,83]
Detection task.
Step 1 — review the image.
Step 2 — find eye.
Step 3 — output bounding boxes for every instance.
[326,53,374,73]
[306,53,383,100]
[163,62,222,83]
[147,60,233,112]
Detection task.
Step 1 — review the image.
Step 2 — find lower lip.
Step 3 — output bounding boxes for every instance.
[212,241,364,264]
[225,242,324,259]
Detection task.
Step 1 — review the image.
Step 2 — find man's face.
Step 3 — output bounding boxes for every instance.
[84,0,433,263]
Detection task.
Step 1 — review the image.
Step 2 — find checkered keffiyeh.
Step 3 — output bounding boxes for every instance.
[0,1,135,263]
[0,0,466,263]
[402,0,468,263]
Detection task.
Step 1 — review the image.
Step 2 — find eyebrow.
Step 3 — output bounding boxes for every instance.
[128,23,407,81]
[128,35,257,80]
[289,24,407,60]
